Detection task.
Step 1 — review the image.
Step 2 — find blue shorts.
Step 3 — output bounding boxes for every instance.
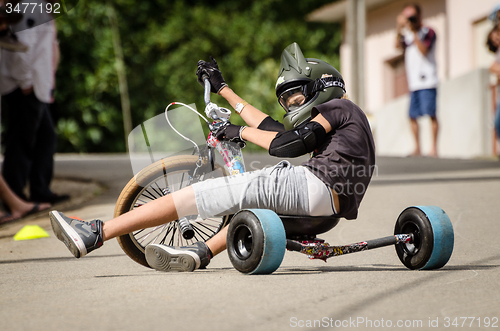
[409,88,437,119]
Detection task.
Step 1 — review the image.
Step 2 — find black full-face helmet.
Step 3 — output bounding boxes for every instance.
[275,43,346,130]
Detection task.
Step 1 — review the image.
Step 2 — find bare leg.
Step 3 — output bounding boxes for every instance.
[429,116,439,157]
[102,194,178,241]
[0,174,50,221]
[410,118,421,156]
[101,185,228,256]
[206,226,228,256]
[102,186,194,241]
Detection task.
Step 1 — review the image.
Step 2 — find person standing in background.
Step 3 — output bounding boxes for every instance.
[486,24,500,148]
[489,3,500,24]
[0,1,28,52]
[396,3,439,157]
[0,0,68,204]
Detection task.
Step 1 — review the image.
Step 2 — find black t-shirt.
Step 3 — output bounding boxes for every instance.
[303,98,376,220]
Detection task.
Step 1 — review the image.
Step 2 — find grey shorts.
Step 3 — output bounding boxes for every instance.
[192,161,311,219]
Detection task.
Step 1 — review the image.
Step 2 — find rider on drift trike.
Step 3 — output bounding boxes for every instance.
[49,43,375,272]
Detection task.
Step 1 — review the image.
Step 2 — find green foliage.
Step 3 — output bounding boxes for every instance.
[54,0,341,152]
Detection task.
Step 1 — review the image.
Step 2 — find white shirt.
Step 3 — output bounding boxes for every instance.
[0,0,55,103]
[403,26,438,92]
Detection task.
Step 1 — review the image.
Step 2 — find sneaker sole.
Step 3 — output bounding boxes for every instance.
[49,211,87,258]
[145,244,200,272]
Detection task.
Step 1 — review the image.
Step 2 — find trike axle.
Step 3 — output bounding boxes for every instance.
[286,234,412,261]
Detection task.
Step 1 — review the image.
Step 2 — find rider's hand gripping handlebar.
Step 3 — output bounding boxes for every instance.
[203,76,231,121]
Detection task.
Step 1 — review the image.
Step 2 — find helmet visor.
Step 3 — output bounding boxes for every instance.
[278,86,306,112]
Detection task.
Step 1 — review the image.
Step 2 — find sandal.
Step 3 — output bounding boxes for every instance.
[0,213,17,225]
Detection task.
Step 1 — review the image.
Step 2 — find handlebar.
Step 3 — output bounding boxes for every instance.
[162,73,245,240]
[203,75,211,106]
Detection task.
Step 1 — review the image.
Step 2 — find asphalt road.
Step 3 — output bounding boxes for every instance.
[1,153,499,331]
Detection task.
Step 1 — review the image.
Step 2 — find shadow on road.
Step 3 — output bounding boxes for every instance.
[0,254,124,264]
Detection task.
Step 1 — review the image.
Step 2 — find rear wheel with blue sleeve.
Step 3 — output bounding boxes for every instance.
[227,209,286,275]
[395,206,454,270]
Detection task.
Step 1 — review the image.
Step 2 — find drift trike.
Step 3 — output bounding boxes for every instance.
[113,77,454,274]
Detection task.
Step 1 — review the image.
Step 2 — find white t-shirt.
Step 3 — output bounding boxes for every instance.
[402,26,438,92]
[0,0,55,103]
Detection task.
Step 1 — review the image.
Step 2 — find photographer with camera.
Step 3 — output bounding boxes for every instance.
[396,3,439,158]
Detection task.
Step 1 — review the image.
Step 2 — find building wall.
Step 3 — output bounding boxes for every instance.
[337,0,500,158]
[340,0,499,114]
[371,0,445,114]
[375,68,493,158]
[447,0,500,78]
[340,0,447,114]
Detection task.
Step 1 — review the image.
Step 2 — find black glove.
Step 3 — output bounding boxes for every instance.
[196,56,227,93]
[212,121,246,148]
[213,121,241,141]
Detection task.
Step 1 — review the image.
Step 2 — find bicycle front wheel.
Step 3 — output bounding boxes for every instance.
[114,155,231,268]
